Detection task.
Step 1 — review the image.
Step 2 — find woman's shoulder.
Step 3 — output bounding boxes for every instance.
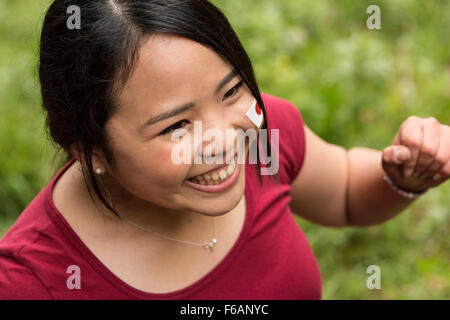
[0,253,54,299]
[0,187,61,299]
[0,190,51,255]
[0,163,76,277]
[0,179,87,298]
[259,92,306,184]
[260,92,305,129]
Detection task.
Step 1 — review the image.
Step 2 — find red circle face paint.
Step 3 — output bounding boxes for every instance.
[245,98,264,128]
[255,103,261,115]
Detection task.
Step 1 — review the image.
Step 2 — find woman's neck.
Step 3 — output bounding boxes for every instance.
[70,161,220,243]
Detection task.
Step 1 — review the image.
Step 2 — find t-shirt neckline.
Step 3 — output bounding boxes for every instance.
[44,157,254,298]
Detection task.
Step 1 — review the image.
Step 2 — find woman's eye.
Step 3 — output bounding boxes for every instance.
[223,81,243,100]
[159,120,190,135]
[158,82,243,136]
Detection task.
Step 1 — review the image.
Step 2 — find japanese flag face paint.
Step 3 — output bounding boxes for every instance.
[246,98,264,128]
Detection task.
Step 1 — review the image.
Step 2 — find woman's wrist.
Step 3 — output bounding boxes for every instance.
[382,175,428,199]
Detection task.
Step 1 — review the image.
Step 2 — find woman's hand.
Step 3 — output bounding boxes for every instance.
[381,116,450,193]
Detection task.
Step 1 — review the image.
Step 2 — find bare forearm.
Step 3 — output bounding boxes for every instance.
[346,147,417,227]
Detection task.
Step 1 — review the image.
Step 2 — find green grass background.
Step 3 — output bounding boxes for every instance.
[1,0,449,299]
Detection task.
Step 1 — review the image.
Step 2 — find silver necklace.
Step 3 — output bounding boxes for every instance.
[102,184,217,251]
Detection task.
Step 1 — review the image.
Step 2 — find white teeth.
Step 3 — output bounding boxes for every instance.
[219,169,227,180]
[190,155,238,185]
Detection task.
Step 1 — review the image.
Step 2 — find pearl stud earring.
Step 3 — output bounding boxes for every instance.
[95,168,102,175]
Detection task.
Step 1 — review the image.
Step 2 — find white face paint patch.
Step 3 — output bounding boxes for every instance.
[246,98,264,128]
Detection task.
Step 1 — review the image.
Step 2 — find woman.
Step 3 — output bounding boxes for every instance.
[0,0,448,299]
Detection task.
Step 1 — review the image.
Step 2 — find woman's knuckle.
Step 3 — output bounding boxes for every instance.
[426,117,438,124]
[402,136,419,148]
[420,144,436,157]
[435,154,447,165]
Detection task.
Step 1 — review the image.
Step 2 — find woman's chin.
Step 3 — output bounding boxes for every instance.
[189,191,245,217]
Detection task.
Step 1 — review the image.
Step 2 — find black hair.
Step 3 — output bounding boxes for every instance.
[39,0,277,217]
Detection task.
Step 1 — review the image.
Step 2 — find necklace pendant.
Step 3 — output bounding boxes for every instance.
[204,241,215,252]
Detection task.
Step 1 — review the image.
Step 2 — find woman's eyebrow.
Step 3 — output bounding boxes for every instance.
[138,69,238,132]
[214,69,237,95]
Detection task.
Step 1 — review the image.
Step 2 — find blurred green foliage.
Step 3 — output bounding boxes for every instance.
[1,0,449,299]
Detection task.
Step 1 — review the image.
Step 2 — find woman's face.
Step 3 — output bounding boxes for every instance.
[100,34,258,217]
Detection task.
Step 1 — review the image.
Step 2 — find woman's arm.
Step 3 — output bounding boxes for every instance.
[289,117,449,228]
[289,125,348,227]
[345,147,417,227]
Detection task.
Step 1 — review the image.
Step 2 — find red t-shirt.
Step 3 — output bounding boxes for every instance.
[0,93,322,300]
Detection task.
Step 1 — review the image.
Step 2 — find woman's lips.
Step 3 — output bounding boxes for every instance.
[188,152,238,180]
[185,155,241,193]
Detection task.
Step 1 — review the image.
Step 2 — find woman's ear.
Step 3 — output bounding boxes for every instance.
[69,141,108,174]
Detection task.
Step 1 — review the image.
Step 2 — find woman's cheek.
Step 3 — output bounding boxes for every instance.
[126,160,187,195]
[232,94,261,132]
[152,144,191,187]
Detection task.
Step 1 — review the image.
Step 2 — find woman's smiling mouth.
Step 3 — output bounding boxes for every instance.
[185,153,241,193]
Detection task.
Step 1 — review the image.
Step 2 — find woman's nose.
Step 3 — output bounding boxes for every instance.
[192,121,237,164]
